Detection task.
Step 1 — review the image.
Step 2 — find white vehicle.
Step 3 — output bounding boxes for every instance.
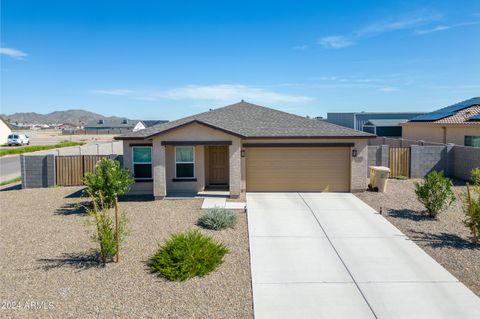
[7,133,30,146]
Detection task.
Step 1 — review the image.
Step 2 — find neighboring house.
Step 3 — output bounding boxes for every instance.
[115,101,373,199]
[0,117,12,144]
[402,97,480,147]
[84,119,137,133]
[363,119,407,137]
[133,120,169,132]
[326,112,424,132]
[59,122,81,130]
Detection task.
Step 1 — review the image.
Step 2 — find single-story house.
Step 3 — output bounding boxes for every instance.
[84,119,137,133]
[133,120,169,132]
[363,119,407,137]
[115,101,374,199]
[0,117,12,144]
[402,97,480,147]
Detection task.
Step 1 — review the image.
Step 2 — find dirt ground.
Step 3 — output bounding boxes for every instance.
[0,186,253,318]
[356,178,480,296]
[2,129,116,148]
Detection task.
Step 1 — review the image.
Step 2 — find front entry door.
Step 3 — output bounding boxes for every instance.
[208,146,229,185]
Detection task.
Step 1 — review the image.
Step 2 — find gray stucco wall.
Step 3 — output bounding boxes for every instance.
[453,146,480,181]
[410,145,454,178]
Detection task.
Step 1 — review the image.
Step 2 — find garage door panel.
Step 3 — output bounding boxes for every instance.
[246,147,350,192]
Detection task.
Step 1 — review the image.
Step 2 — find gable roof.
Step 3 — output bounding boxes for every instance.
[408,97,480,123]
[364,119,408,127]
[115,101,373,140]
[140,120,169,127]
[85,119,138,129]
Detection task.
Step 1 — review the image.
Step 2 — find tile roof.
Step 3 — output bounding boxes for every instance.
[434,105,480,124]
[409,97,480,123]
[115,101,373,140]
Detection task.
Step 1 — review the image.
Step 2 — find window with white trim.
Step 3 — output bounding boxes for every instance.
[175,146,195,178]
[132,147,152,179]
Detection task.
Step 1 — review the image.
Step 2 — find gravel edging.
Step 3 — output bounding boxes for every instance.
[355,178,480,296]
[0,187,253,318]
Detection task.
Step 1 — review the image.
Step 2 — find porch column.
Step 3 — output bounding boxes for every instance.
[153,140,166,199]
[229,139,241,198]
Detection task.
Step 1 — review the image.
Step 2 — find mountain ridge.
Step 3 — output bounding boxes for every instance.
[2,109,129,124]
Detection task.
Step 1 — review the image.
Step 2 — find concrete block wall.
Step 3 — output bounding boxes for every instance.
[21,154,55,188]
[367,145,389,176]
[452,146,480,181]
[410,145,453,178]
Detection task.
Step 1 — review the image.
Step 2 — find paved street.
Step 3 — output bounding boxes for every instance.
[0,141,122,183]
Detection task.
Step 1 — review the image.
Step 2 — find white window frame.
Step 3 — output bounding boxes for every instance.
[132,146,152,180]
[175,146,195,179]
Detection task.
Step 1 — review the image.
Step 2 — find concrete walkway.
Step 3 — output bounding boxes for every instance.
[247,192,480,319]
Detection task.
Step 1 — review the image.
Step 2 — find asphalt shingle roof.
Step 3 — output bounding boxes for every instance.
[116,101,373,140]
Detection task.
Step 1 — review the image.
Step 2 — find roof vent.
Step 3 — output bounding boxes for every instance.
[98,119,104,124]
[209,108,213,111]
[241,99,245,102]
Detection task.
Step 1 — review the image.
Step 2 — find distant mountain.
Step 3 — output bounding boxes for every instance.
[2,109,129,125]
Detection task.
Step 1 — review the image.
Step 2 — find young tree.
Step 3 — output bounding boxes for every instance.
[83,158,133,209]
[414,171,455,218]
[464,168,480,244]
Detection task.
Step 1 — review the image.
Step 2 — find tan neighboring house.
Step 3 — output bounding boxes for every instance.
[115,101,373,199]
[0,117,12,145]
[402,97,480,147]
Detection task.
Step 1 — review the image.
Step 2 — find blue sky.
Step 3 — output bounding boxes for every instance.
[1,0,479,120]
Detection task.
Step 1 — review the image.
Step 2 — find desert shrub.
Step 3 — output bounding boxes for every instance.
[414,171,455,218]
[463,169,480,244]
[85,193,129,263]
[83,158,133,209]
[198,207,237,230]
[149,230,229,281]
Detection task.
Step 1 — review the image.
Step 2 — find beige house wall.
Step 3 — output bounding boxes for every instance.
[123,126,370,197]
[242,138,369,192]
[402,124,480,145]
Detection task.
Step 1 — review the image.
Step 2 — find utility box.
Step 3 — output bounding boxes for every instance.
[369,166,390,192]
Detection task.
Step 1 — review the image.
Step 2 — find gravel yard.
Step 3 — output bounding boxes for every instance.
[0,187,253,318]
[355,178,480,296]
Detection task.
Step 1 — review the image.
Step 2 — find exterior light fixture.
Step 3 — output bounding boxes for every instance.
[352,149,357,157]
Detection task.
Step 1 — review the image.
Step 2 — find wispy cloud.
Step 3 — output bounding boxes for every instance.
[319,10,442,49]
[292,44,309,50]
[379,86,399,92]
[318,36,354,49]
[152,84,313,104]
[415,21,479,35]
[94,84,313,104]
[0,47,28,60]
[94,89,133,96]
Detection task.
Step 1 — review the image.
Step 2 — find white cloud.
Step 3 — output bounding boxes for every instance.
[93,89,133,96]
[318,36,354,49]
[93,85,313,104]
[379,87,399,92]
[293,44,309,50]
[415,21,479,35]
[319,10,442,49]
[0,47,27,60]
[152,84,313,104]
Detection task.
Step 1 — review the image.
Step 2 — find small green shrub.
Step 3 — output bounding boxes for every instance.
[198,207,238,230]
[463,168,480,244]
[83,158,133,209]
[149,230,229,281]
[414,171,455,218]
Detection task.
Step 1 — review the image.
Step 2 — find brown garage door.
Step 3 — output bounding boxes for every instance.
[246,147,351,192]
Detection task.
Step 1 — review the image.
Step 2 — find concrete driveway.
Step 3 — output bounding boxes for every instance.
[247,192,480,319]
